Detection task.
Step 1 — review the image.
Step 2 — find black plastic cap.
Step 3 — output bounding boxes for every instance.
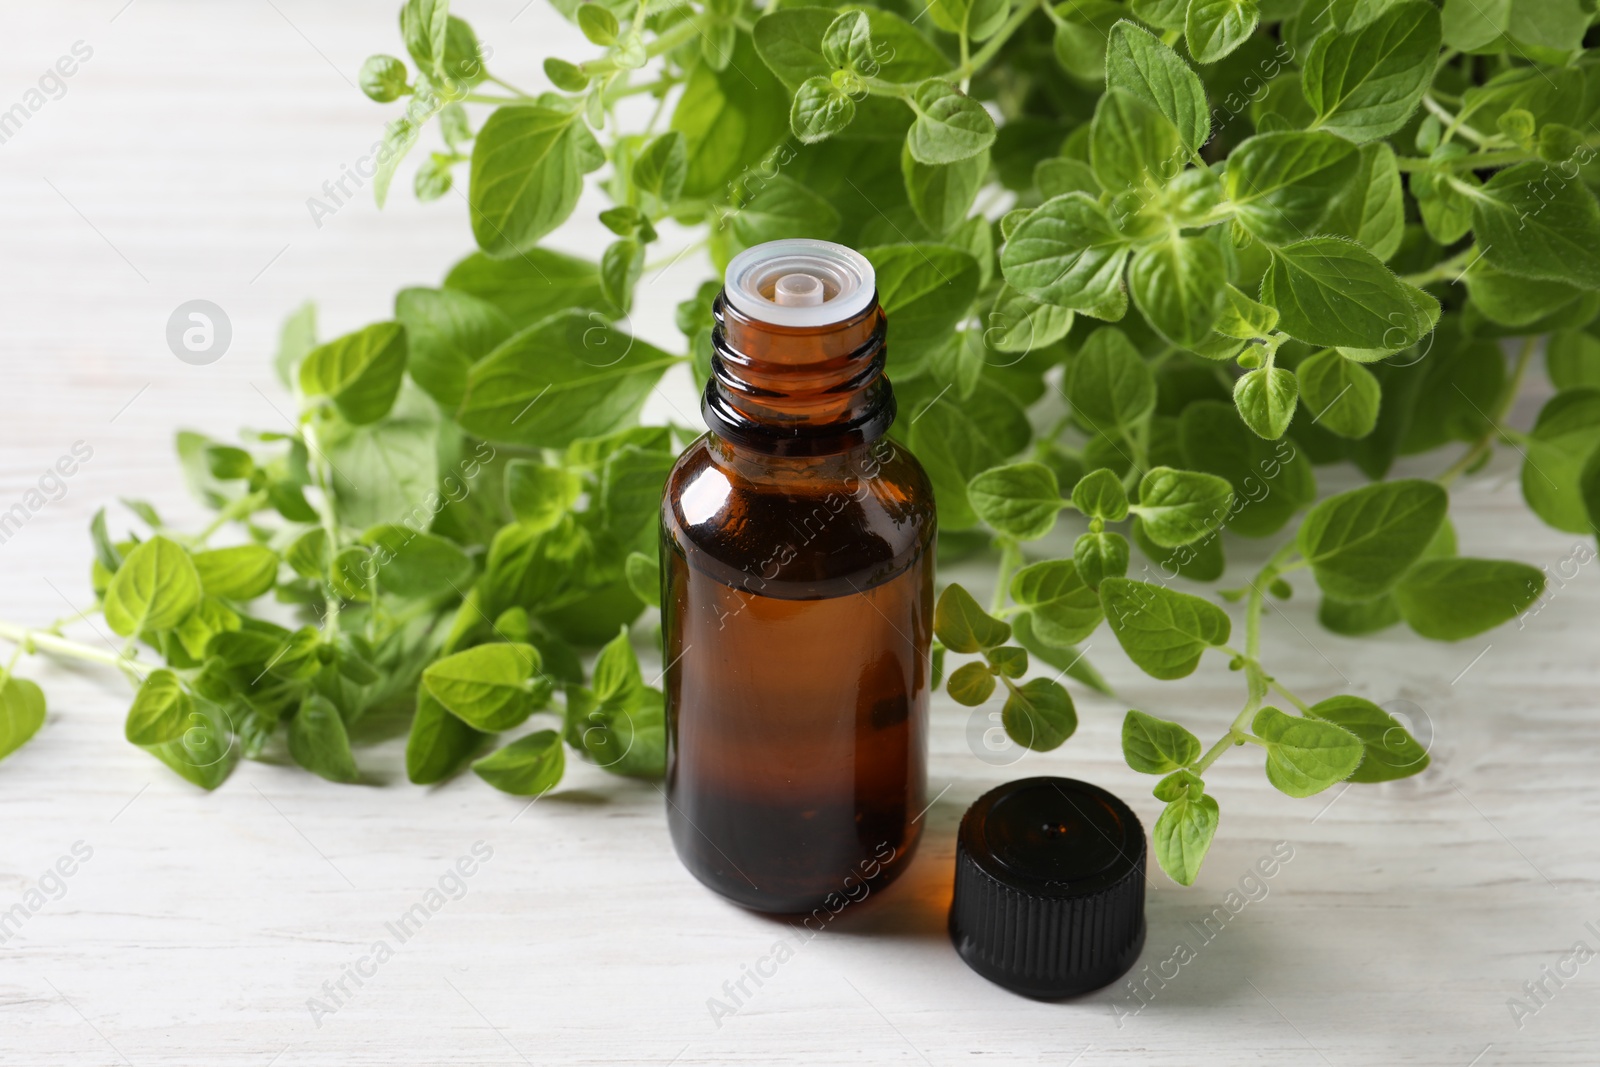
[949,777,1146,999]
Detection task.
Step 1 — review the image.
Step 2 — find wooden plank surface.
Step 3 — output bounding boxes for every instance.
[2,2,1597,1064]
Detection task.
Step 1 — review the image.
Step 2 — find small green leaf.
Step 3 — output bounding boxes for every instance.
[422,642,541,731]
[1071,468,1129,521]
[968,463,1064,540]
[1131,466,1233,547]
[632,131,688,206]
[1252,705,1364,798]
[791,76,856,143]
[1129,234,1226,348]
[1473,163,1600,290]
[1153,767,1202,802]
[1298,479,1448,601]
[986,646,1028,678]
[1001,677,1078,751]
[577,3,619,44]
[592,627,643,707]
[624,551,660,608]
[472,729,565,795]
[1225,132,1360,246]
[1074,529,1130,588]
[947,662,997,706]
[1216,284,1279,340]
[1263,238,1439,350]
[360,525,473,598]
[1297,349,1381,438]
[1323,142,1405,261]
[600,238,645,315]
[191,544,279,601]
[1154,789,1219,885]
[999,193,1131,312]
[407,687,489,785]
[124,669,193,746]
[1010,559,1104,646]
[1394,558,1545,640]
[985,283,1075,353]
[0,675,46,761]
[907,80,996,165]
[1302,1,1441,142]
[359,54,410,102]
[104,535,202,637]
[143,696,236,790]
[903,146,989,237]
[934,583,1012,653]
[1303,695,1429,783]
[393,287,514,410]
[1100,577,1231,679]
[730,174,841,246]
[457,312,677,448]
[821,10,873,70]
[298,321,408,425]
[1090,89,1184,194]
[504,459,583,533]
[1122,709,1202,774]
[469,105,593,258]
[400,0,450,73]
[1233,365,1299,440]
[1066,327,1156,433]
[1106,19,1210,151]
[288,693,360,784]
[1186,0,1259,63]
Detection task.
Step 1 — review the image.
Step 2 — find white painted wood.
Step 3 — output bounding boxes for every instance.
[1,3,1597,1064]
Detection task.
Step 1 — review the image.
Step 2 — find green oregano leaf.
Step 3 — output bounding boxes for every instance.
[124,669,192,746]
[1106,19,1210,152]
[1001,677,1078,751]
[1233,365,1299,440]
[1298,479,1448,601]
[1303,695,1429,783]
[907,79,997,165]
[1100,577,1232,679]
[934,584,1012,653]
[0,675,47,762]
[1122,709,1202,774]
[1075,529,1130,588]
[1393,558,1545,640]
[104,535,201,637]
[1009,560,1104,646]
[1154,786,1219,885]
[947,662,996,706]
[1071,467,1129,521]
[1251,705,1365,798]
[967,462,1065,540]
[422,642,541,731]
[472,729,565,795]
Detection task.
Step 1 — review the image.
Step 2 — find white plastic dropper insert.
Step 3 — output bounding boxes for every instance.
[723,239,876,329]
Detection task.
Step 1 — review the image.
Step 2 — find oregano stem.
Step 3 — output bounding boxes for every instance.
[1437,334,1539,485]
[0,622,156,681]
[959,0,1044,79]
[992,537,1023,615]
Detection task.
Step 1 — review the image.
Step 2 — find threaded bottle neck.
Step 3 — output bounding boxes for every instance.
[702,292,894,457]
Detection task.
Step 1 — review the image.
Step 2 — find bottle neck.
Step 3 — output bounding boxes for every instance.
[702,291,894,457]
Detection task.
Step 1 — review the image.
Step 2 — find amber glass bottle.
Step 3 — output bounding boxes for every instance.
[660,239,936,915]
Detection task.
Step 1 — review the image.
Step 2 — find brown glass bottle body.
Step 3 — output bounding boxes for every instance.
[659,294,935,915]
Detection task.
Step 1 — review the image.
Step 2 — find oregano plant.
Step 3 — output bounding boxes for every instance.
[2,0,1598,887]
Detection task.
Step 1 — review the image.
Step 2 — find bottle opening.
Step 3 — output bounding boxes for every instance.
[724,239,875,329]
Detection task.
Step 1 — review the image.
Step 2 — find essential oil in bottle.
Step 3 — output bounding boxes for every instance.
[659,239,936,915]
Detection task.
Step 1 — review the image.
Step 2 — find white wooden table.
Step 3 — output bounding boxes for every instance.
[2,3,1597,1064]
